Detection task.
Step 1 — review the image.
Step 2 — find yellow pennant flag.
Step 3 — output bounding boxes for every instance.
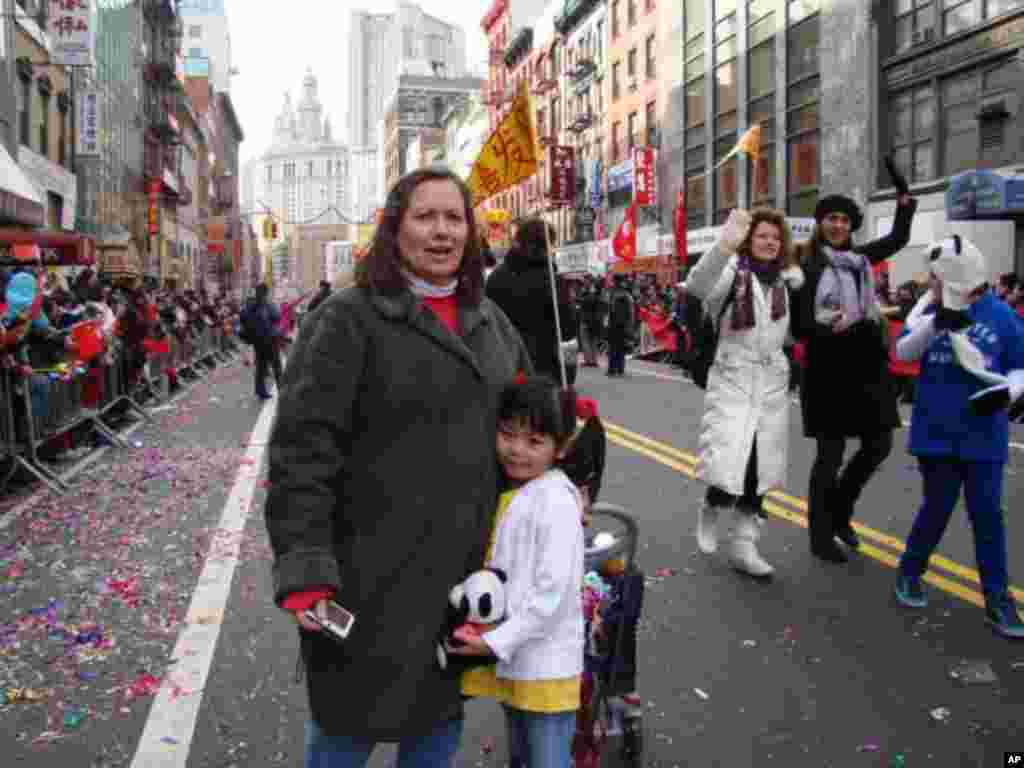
[467,81,539,207]
[711,124,762,173]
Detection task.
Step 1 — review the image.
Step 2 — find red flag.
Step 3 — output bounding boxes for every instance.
[673,186,688,268]
[612,201,638,263]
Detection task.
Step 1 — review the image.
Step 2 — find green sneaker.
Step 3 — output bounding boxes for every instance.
[895,573,927,609]
[985,593,1024,640]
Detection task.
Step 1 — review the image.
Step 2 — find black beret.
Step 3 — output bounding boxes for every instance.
[814,194,863,232]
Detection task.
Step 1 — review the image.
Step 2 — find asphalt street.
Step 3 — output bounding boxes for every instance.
[1,354,1022,768]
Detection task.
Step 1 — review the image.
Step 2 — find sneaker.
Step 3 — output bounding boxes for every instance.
[895,573,927,609]
[985,593,1024,640]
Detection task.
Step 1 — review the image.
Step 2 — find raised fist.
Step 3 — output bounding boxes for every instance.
[719,209,752,255]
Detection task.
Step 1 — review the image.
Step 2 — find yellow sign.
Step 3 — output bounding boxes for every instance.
[467,81,539,207]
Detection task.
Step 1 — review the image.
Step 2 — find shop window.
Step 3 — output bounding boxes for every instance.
[890,85,935,184]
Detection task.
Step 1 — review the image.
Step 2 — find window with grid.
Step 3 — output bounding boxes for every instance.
[942,58,1021,175]
[686,77,706,129]
[628,0,637,26]
[686,129,707,228]
[786,76,819,217]
[613,61,621,101]
[18,74,31,147]
[748,37,775,207]
[612,0,620,38]
[38,88,50,159]
[894,0,935,53]
[646,35,656,79]
[628,48,637,78]
[890,85,935,184]
[715,12,738,63]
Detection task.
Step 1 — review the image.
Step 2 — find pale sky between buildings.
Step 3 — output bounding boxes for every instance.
[230,0,493,166]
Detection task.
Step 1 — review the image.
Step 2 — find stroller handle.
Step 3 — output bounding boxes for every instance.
[585,502,639,571]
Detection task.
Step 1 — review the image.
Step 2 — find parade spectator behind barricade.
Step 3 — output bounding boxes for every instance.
[264,167,532,766]
[577,279,606,368]
[117,287,150,391]
[306,280,332,315]
[893,236,1024,639]
[606,274,635,377]
[790,160,918,564]
[486,218,577,382]
[240,283,282,400]
[688,208,804,578]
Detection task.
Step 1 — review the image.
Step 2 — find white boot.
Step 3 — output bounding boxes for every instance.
[696,503,724,554]
[728,509,774,577]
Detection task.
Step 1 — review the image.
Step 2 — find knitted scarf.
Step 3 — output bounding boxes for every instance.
[730,257,787,331]
[815,247,879,325]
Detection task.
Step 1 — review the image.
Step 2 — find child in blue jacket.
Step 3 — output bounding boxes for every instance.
[894,235,1023,639]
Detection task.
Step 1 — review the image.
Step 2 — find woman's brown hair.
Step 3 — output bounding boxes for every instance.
[356,168,483,306]
[735,207,797,270]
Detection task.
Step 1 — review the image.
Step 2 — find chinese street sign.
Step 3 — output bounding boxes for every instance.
[50,0,96,68]
[549,146,575,205]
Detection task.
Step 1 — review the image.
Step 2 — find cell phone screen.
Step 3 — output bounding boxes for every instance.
[323,602,355,634]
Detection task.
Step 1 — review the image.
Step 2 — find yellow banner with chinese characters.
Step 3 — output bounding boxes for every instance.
[467,81,539,207]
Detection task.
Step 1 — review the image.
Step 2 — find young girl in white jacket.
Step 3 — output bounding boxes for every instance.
[452,375,584,768]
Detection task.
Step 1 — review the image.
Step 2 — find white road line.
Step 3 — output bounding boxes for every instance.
[129,400,276,768]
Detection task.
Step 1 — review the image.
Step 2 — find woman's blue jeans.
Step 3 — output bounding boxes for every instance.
[503,706,576,768]
[304,717,463,768]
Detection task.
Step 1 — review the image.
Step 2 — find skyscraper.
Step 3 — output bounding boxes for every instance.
[179,0,233,93]
[348,3,468,148]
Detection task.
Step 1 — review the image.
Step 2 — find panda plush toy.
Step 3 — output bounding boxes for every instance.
[437,568,508,671]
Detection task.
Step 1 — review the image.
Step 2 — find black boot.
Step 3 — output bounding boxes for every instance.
[811,540,849,563]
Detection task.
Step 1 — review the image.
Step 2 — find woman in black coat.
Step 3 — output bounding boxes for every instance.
[791,169,917,563]
[485,217,578,383]
[264,168,532,763]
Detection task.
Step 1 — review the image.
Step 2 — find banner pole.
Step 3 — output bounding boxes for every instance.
[543,212,568,390]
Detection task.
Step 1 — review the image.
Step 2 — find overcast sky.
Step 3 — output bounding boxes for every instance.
[228,0,493,166]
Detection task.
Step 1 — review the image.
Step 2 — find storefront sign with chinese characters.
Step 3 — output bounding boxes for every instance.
[76,90,100,157]
[633,147,657,207]
[549,146,576,205]
[50,0,96,68]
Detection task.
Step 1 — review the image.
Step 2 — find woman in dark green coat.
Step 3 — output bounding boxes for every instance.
[264,168,532,766]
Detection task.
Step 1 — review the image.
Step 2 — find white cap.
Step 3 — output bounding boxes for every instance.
[927,235,987,310]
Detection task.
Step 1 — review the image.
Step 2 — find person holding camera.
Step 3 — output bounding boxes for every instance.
[265,167,531,767]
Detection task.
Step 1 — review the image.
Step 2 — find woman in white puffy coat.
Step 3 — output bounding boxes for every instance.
[686,208,804,577]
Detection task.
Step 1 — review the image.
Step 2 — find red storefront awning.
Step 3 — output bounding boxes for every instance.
[0,228,96,266]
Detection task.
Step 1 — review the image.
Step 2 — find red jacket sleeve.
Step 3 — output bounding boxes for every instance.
[280,587,335,612]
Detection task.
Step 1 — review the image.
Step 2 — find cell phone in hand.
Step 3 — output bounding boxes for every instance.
[304,600,356,642]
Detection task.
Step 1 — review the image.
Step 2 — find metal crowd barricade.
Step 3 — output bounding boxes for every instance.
[14,363,126,494]
[0,323,242,496]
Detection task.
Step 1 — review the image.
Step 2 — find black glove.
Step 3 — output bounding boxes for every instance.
[933,307,971,332]
[885,155,911,197]
[969,384,1011,417]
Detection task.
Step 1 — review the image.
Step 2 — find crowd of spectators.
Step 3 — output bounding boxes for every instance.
[0,266,239,466]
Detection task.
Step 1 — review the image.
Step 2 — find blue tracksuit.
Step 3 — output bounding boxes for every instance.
[900,293,1024,599]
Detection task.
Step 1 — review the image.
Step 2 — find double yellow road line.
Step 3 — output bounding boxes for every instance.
[604,420,1024,609]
